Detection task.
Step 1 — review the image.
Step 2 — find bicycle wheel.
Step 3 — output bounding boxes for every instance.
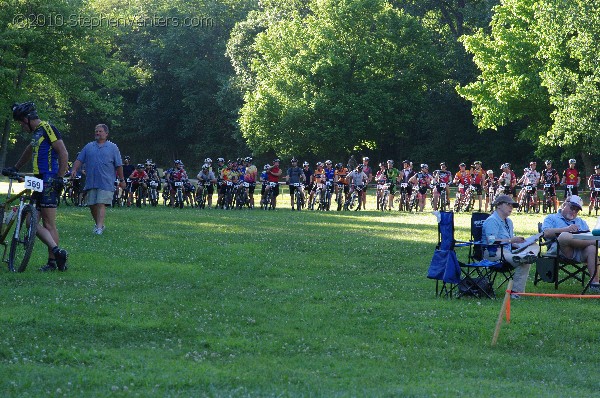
[8,204,38,272]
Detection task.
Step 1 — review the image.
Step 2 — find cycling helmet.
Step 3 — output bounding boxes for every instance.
[263,164,270,170]
[145,159,153,165]
[204,157,212,163]
[11,102,38,121]
[459,162,466,167]
[227,159,233,164]
[545,159,552,165]
[523,167,529,172]
[245,156,253,162]
[595,165,600,170]
[473,160,482,165]
[335,162,343,170]
[316,161,324,167]
[501,163,509,169]
[357,164,364,171]
[273,158,280,163]
[303,161,309,166]
[290,158,298,163]
[440,162,446,167]
[124,155,131,161]
[136,163,144,169]
[217,157,224,163]
[363,157,370,161]
[402,160,410,165]
[421,163,429,169]
[202,164,209,170]
[388,159,395,164]
[569,158,576,164]
[379,162,385,167]
[487,170,494,175]
[325,160,332,165]
[529,161,536,165]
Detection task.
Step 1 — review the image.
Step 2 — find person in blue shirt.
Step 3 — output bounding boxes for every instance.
[482,194,540,298]
[541,195,600,292]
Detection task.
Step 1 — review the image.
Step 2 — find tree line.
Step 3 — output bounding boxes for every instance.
[1,0,596,177]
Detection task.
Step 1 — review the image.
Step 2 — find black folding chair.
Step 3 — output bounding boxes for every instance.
[534,222,588,289]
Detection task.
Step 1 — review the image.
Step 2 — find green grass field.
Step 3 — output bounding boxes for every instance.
[1,196,600,396]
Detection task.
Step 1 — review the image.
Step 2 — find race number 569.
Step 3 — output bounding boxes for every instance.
[25,176,44,192]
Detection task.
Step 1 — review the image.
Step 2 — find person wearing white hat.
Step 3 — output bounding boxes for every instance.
[541,195,600,292]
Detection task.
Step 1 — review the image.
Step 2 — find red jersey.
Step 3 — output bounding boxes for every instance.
[171,168,187,181]
[130,170,148,180]
[563,168,579,185]
[267,166,280,183]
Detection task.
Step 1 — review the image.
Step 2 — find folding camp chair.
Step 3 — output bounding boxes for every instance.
[534,222,588,289]
[427,211,463,297]
[444,212,517,299]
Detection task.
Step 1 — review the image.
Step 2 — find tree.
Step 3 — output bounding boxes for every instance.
[458,0,600,173]
[238,0,442,159]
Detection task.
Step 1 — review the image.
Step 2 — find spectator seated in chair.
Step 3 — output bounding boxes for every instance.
[482,194,540,298]
[541,195,600,293]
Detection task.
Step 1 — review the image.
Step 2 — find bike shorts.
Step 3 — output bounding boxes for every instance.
[472,183,483,195]
[503,186,515,196]
[544,186,556,197]
[418,186,428,195]
[246,182,256,194]
[202,185,214,195]
[32,175,60,209]
[289,184,303,196]
[564,187,578,198]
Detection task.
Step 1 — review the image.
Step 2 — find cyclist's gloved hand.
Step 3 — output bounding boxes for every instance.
[2,166,19,176]
[52,176,65,192]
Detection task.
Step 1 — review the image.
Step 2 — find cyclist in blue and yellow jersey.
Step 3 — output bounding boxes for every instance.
[6,102,69,272]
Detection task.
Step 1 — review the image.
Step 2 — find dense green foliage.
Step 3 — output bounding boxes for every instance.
[1,0,541,172]
[2,205,600,395]
[458,0,600,173]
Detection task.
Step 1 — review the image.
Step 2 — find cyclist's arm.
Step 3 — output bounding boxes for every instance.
[51,139,69,176]
[588,175,594,189]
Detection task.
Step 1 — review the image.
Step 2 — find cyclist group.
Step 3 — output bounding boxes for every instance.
[66,155,600,215]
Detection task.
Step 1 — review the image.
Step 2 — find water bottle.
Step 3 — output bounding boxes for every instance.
[593,217,600,236]
[487,235,497,257]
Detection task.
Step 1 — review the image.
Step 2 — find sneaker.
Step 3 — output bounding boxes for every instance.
[39,263,57,272]
[93,226,105,235]
[589,284,600,293]
[52,248,68,271]
[510,293,521,299]
[513,253,537,264]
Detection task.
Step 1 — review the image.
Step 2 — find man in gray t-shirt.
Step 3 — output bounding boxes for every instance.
[286,158,306,210]
[71,124,126,235]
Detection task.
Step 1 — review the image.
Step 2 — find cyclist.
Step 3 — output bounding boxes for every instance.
[168,160,189,207]
[562,158,580,199]
[286,158,306,210]
[408,163,432,212]
[540,160,560,211]
[129,164,149,206]
[334,162,350,210]
[432,162,452,211]
[470,161,486,211]
[499,163,517,200]
[215,157,226,208]
[385,160,401,211]
[587,165,600,215]
[259,164,270,205]
[122,156,135,206]
[265,158,282,209]
[243,156,258,208]
[375,162,388,210]
[360,157,372,210]
[197,164,217,208]
[453,162,471,205]
[516,161,540,210]
[347,164,368,211]
[219,160,239,208]
[8,101,69,271]
[483,169,499,212]
[309,162,326,209]
[323,160,335,207]
[302,161,313,195]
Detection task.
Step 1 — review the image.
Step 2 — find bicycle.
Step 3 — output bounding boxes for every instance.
[590,188,600,215]
[377,182,390,211]
[344,184,364,211]
[196,181,211,209]
[397,182,410,211]
[407,186,419,212]
[262,182,277,210]
[291,183,304,211]
[517,184,539,213]
[173,180,185,208]
[335,182,345,211]
[541,184,556,214]
[0,171,41,272]
[148,179,160,207]
[309,183,324,211]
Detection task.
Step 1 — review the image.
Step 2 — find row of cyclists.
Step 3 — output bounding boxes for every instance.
[61,155,600,214]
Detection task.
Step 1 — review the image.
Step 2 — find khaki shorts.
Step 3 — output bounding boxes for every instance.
[86,189,113,205]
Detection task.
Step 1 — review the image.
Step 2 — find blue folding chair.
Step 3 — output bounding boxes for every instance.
[427,211,466,297]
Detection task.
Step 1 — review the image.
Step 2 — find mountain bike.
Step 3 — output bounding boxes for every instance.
[0,171,41,272]
[309,183,324,211]
[344,185,364,211]
[590,188,600,216]
[377,182,390,211]
[397,182,410,211]
[291,183,305,211]
[196,181,211,209]
[541,184,556,214]
[517,184,539,213]
[407,186,419,212]
[148,179,159,207]
[335,182,345,211]
[262,182,277,210]
[173,180,185,208]
[236,182,250,209]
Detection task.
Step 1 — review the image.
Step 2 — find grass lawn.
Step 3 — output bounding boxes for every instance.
[1,195,600,396]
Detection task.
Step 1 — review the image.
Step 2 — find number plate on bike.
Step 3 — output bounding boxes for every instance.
[175,181,183,187]
[567,185,574,189]
[293,183,301,187]
[400,183,408,188]
[25,176,44,192]
[526,185,533,191]
[439,183,446,188]
[544,184,551,188]
[269,182,277,187]
[243,182,250,187]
